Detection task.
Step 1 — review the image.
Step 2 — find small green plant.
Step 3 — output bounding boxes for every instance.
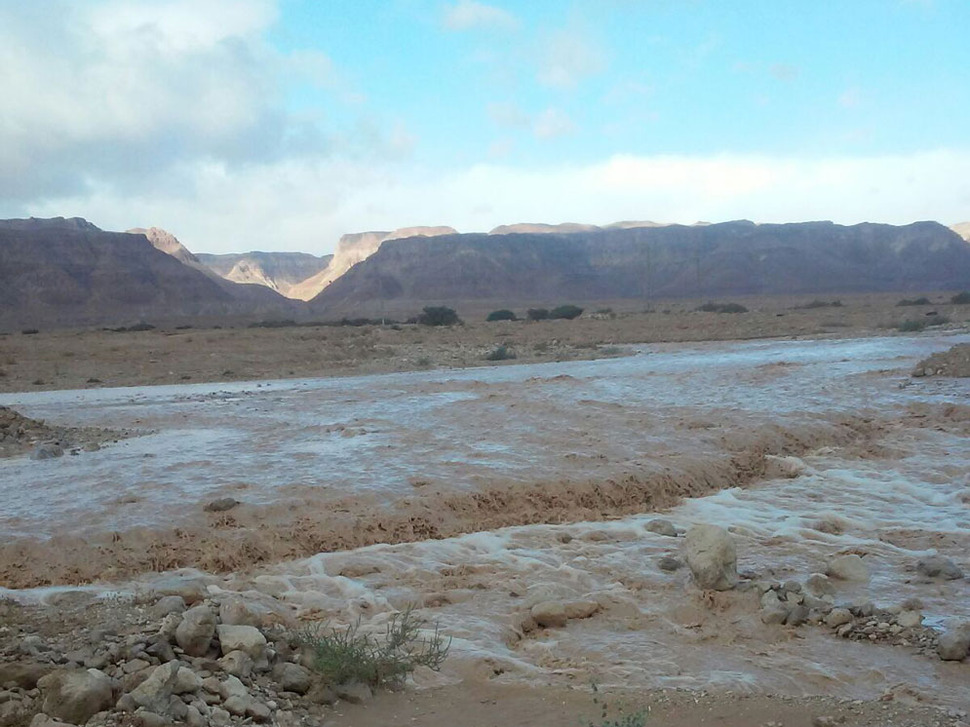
[486,309,517,322]
[297,607,450,689]
[796,299,842,309]
[897,319,926,332]
[416,306,461,326]
[951,291,970,305]
[550,304,584,320]
[896,297,931,307]
[586,683,647,727]
[415,356,433,368]
[527,308,550,321]
[484,344,516,361]
[695,302,748,313]
[926,313,950,327]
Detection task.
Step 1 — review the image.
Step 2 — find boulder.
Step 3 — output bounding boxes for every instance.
[645,519,677,537]
[38,668,113,725]
[684,524,738,591]
[826,554,869,581]
[128,662,180,713]
[334,681,372,705]
[916,555,964,580]
[657,555,684,572]
[151,596,186,618]
[897,610,923,629]
[216,625,266,659]
[175,607,216,657]
[530,601,568,629]
[0,662,53,689]
[825,608,853,628]
[759,590,789,625]
[938,623,970,661]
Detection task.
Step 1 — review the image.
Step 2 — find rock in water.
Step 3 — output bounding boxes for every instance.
[645,519,678,537]
[175,606,216,657]
[684,524,738,591]
[916,555,964,580]
[826,554,870,581]
[38,668,113,724]
[938,623,970,661]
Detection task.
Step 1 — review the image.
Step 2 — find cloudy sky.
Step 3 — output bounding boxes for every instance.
[2,0,969,253]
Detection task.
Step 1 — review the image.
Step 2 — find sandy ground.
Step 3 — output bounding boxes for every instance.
[0,292,967,393]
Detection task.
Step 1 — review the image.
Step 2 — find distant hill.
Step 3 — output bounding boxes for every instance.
[311,220,970,311]
[196,251,333,298]
[0,218,297,328]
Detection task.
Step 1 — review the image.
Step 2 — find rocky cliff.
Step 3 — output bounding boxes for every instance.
[311,220,970,310]
[196,251,332,298]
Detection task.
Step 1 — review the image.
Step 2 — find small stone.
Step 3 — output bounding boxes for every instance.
[246,700,271,722]
[218,651,253,679]
[31,444,64,460]
[563,600,600,620]
[826,608,853,628]
[133,709,171,727]
[785,605,810,627]
[335,681,372,705]
[657,555,684,572]
[645,519,677,537]
[176,607,216,658]
[151,597,186,619]
[305,683,336,705]
[203,498,239,513]
[222,695,250,716]
[274,664,311,695]
[897,610,922,629]
[209,707,231,726]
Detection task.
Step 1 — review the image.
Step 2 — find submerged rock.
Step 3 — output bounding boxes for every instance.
[916,555,964,581]
[826,554,870,581]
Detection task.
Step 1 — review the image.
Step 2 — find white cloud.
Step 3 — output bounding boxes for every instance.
[0,0,349,202]
[533,108,577,139]
[487,101,530,128]
[442,1,518,31]
[537,29,606,89]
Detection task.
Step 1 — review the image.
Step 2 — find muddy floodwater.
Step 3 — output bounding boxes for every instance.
[1,333,968,710]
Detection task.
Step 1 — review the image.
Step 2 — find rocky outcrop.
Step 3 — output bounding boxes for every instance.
[288,226,456,301]
[0,218,297,327]
[684,524,738,591]
[311,220,970,311]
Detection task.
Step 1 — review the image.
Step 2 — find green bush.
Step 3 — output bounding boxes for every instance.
[896,297,931,306]
[416,306,461,326]
[486,309,517,322]
[527,308,549,321]
[695,302,748,313]
[550,304,584,320]
[897,319,926,332]
[298,607,450,689]
[951,291,970,305]
[796,299,842,309]
[484,344,516,361]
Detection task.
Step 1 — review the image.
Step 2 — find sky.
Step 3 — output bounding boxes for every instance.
[1,0,969,254]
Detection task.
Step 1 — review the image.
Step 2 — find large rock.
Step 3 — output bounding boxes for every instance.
[38,669,113,725]
[645,519,677,537]
[684,524,738,591]
[826,554,870,581]
[916,555,964,580]
[128,662,182,712]
[530,601,568,629]
[0,662,53,689]
[175,607,216,657]
[275,663,312,695]
[938,623,970,661]
[216,625,266,659]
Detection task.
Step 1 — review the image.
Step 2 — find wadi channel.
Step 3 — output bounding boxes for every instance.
[0,323,968,727]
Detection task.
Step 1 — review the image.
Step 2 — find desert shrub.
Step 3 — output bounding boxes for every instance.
[21,329,39,335]
[297,607,450,689]
[951,291,970,305]
[417,306,460,326]
[926,314,950,327]
[550,304,584,320]
[897,319,926,332]
[896,297,931,307]
[484,344,516,361]
[248,319,297,329]
[415,356,433,368]
[527,308,549,321]
[796,299,842,309]
[695,302,748,313]
[486,309,517,322]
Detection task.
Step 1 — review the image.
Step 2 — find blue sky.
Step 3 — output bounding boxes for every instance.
[1,0,968,252]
